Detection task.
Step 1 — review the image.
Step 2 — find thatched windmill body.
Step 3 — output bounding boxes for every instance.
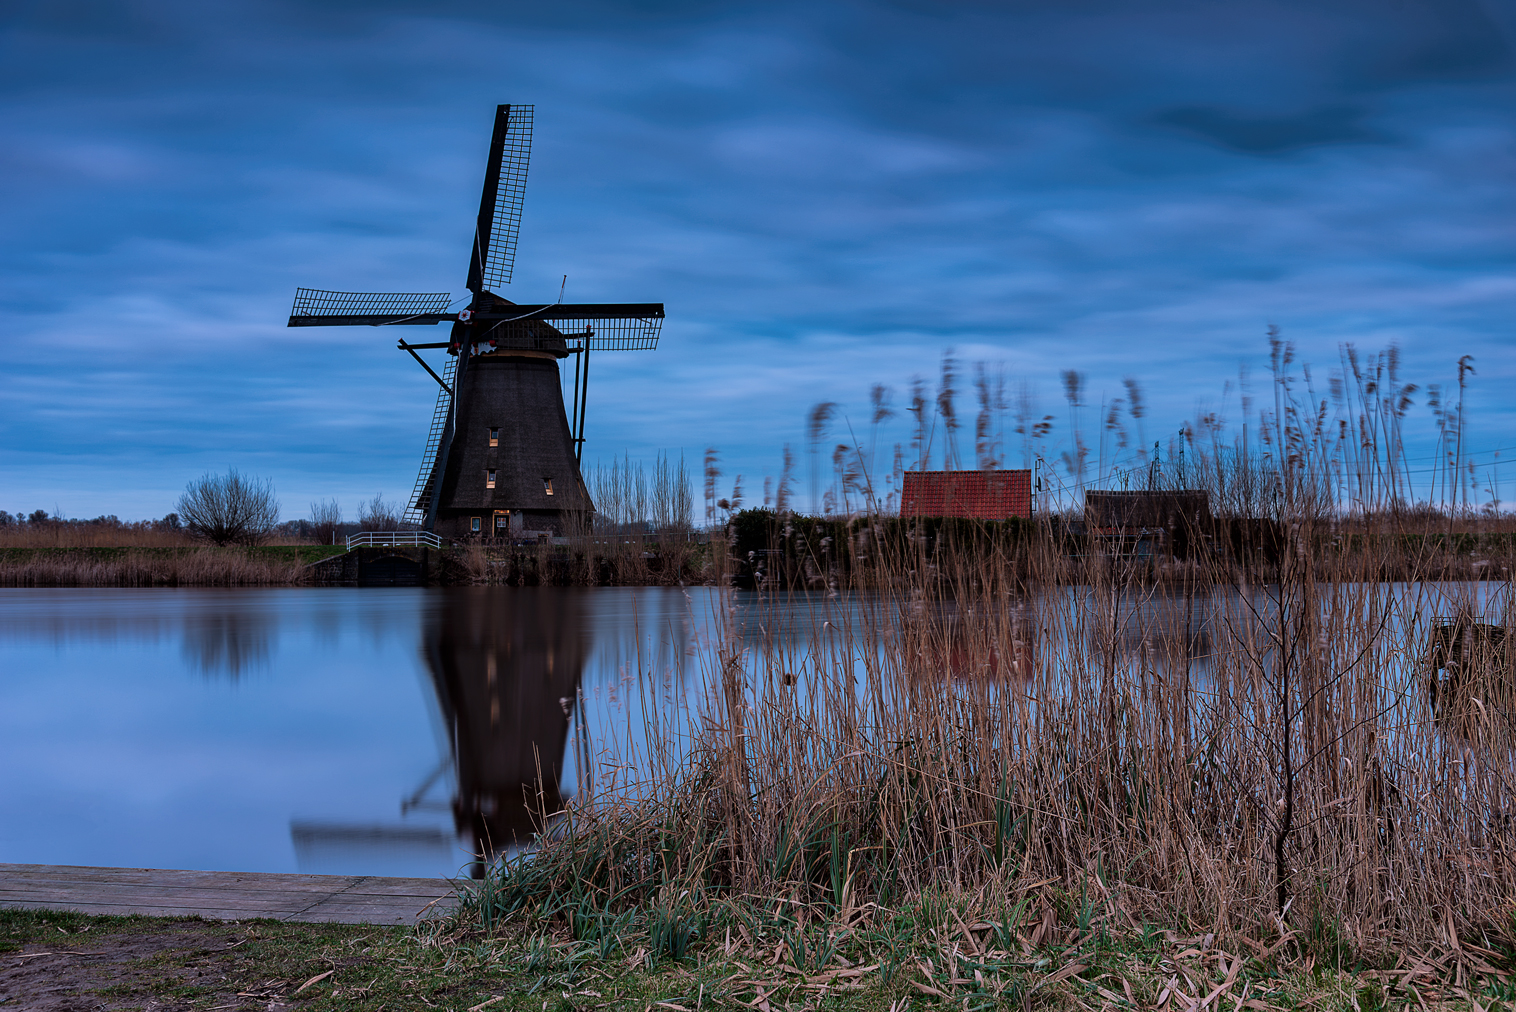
[289,105,664,538]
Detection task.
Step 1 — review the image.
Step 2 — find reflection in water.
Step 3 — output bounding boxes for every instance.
[181,610,275,678]
[1102,589,1216,679]
[423,588,589,873]
[10,584,1487,878]
[290,820,453,876]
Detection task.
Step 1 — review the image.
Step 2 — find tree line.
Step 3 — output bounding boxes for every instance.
[5,469,408,547]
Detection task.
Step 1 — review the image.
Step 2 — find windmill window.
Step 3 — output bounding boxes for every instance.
[486,470,497,489]
[543,478,554,496]
[489,427,499,447]
[470,517,481,533]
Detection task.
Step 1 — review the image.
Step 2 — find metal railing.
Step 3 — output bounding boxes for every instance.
[346,531,442,549]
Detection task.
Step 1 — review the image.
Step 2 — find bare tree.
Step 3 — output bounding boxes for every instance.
[358,493,401,531]
[176,469,280,546]
[310,499,343,545]
[651,452,694,533]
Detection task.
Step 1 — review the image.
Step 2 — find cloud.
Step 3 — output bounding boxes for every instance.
[2,0,1514,518]
[1153,105,1382,154]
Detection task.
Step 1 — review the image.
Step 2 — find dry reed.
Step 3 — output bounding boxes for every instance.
[0,525,197,549]
[0,548,317,586]
[461,347,1516,985]
[486,532,1515,963]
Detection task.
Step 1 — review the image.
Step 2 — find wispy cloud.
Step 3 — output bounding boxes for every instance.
[2,0,1513,517]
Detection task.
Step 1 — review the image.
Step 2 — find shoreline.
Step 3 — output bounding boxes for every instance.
[2,540,1509,588]
[0,862,449,925]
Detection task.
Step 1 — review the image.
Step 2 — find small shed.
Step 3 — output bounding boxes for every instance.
[1084,489,1213,559]
[901,469,1032,520]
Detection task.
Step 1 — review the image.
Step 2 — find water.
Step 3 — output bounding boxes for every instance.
[0,586,715,879]
[1,582,1490,879]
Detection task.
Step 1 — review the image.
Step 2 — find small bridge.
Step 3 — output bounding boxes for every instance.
[309,533,445,587]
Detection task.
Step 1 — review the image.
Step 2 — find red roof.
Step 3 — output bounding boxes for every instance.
[900,469,1032,520]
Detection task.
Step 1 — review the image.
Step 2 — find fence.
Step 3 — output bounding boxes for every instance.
[346,531,443,549]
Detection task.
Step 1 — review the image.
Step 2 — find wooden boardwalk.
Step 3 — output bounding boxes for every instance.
[0,863,455,925]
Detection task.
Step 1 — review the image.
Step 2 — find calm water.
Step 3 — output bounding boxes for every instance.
[0,587,717,879]
[1,582,1478,879]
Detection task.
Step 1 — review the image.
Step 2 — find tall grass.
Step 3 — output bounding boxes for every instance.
[480,540,1516,962]
[0,548,316,586]
[461,345,1516,971]
[0,524,196,548]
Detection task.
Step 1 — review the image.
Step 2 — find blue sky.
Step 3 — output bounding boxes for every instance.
[3,0,1514,521]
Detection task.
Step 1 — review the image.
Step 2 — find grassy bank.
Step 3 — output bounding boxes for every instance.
[0,545,348,587]
[2,525,1511,588]
[0,539,719,588]
[7,904,1507,1010]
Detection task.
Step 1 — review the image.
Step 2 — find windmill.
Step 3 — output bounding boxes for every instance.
[288,104,664,538]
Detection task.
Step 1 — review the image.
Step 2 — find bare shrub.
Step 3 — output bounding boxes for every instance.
[310,499,343,545]
[580,453,698,584]
[176,469,280,546]
[462,541,488,583]
[588,453,693,535]
[651,452,694,533]
[358,493,401,531]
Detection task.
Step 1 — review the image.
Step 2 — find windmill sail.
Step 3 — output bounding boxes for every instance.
[288,289,453,326]
[467,104,533,293]
[405,352,460,526]
[460,300,665,352]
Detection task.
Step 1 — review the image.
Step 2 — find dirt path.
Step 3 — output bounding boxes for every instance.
[3,920,282,1010]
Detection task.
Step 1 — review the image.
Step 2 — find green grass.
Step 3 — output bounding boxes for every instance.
[3,904,1510,1010]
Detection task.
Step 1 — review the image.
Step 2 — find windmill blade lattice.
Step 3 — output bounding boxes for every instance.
[474,105,533,291]
[472,308,663,352]
[405,352,460,526]
[289,289,453,326]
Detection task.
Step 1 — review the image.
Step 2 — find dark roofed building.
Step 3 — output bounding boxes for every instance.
[1084,489,1213,559]
[1085,490,1212,531]
[901,469,1032,520]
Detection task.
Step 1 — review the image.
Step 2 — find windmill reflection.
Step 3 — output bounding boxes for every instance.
[422,587,589,875]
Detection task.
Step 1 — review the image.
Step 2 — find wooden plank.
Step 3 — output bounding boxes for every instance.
[0,864,444,891]
[0,865,364,891]
[340,880,460,896]
[1,882,351,903]
[0,889,305,912]
[0,863,454,926]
